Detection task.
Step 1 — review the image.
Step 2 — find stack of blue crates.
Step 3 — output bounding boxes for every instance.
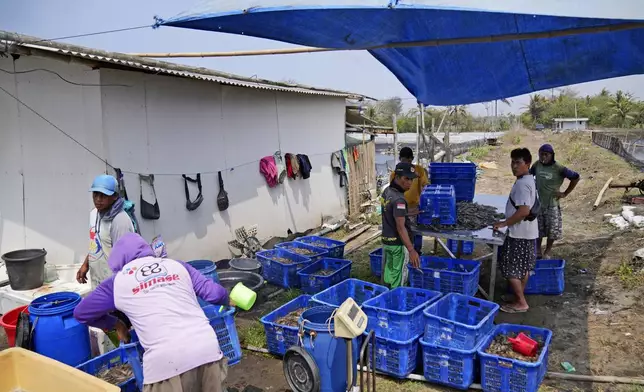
[407,256,481,296]
[362,287,442,378]
[429,162,477,202]
[420,293,500,390]
[418,184,456,225]
[256,248,312,288]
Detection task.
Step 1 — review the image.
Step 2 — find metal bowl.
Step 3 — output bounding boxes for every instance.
[217,270,264,292]
[229,258,262,275]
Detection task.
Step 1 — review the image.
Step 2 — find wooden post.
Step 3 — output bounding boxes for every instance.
[416,114,420,164]
[393,114,398,159]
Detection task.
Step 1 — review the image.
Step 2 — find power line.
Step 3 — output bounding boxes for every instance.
[0,68,133,87]
[30,25,152,44]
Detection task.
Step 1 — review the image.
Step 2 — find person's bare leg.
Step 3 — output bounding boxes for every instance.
[508,278,529,310]
[543,238,555,258]
[537,237,543,258]
[521,272,529,291]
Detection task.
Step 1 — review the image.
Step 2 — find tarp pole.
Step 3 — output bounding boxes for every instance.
[392,114,398,160]
[415,114,420,164]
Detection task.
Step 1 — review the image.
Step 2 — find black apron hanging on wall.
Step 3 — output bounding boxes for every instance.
[182,173,204,211]
[217,171,229,211]
[139,174,160,220]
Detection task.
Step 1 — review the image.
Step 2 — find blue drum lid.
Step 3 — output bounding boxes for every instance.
[284,346,321,392]
[29,292,81,316]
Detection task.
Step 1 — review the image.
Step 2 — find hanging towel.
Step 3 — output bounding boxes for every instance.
[342,148,351,174]
[139,174,160,220]
[260,156,279,187]
[290,153,301,179]
[331,151,347,187]
[182,173,203,211]
[353,146,360,162]
[297,154,313,179]
[285,153,294,179]
[274,151,287,184]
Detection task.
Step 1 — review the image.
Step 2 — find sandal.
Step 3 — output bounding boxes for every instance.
[500,294,514,303]
[501,305,528,314]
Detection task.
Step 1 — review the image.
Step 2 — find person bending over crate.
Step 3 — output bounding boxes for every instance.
[74,233,232,392]
[493,148,539,313]
[381,162,421,288]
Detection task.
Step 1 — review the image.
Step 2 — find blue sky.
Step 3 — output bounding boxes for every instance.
[2,0,643,116]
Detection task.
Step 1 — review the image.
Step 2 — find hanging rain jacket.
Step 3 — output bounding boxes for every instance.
[260,156,279,187]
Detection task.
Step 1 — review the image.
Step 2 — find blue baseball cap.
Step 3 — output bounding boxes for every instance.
[90,174,118,196]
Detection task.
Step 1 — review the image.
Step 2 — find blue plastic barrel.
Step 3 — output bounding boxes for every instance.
[29,292,90,366]
[300,307,360,392]
[188,260,220,307]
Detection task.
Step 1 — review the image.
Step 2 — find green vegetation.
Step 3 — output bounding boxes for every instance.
[237,320,266,348]
[521,88,644,129]
[467,145,491,160]
[364,97,514,133]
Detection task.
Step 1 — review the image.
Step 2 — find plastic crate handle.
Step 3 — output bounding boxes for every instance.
[364,285,374,292]
[467,300,481,308]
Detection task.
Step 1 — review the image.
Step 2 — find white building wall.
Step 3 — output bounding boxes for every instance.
[0,56,346,265]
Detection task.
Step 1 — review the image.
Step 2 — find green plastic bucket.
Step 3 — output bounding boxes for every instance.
[230,282,257,311]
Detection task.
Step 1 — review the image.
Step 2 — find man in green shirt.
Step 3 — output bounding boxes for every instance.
[530,144,580,258]
[380,162,421,288]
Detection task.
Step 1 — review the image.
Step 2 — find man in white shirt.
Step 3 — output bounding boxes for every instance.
[493,148,538,313]
[77,174,135,288]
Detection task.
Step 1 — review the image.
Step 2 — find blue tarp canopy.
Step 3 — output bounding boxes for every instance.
[160,1,644,105]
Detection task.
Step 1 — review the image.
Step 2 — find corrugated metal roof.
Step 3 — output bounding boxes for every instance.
[2,37,368,99]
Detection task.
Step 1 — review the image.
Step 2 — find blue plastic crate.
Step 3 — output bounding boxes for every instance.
[295,236,346,258]
[76,342,144,392]
[367,334,418,378]
[297,258,352,294]
[370,248,383,277]
[256,248,312,288]
[363,287,442,340]
[419,184,457,225]
[447,239,475,255]
[423,293,499,350]
[260,295,312,356]
[274,241,329,262]
[311,278,388,308]
[420,336,484,390]
[429,162,477,202]
[203,305,242,365]
[524,259,566,295]
[478,324,553,392]
[408,256,481,296]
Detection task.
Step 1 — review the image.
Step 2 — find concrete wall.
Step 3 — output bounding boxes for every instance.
[0,55,347,265]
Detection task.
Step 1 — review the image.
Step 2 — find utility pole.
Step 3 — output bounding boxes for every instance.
[392,114,398,158]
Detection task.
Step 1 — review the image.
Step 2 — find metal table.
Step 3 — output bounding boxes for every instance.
[415,194,507,300]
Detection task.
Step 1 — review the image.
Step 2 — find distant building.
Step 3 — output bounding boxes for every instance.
[535,124,545,131]
[553,118,589,131]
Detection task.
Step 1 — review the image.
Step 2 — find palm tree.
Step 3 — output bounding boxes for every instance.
[524,94,547,123]
[599,88,610,97]
[608,90,635,127]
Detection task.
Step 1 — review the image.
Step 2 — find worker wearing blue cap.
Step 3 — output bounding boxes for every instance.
[76,174,136,289]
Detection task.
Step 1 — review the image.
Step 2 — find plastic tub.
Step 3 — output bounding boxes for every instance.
[0,305,29,347]
[369,248,383,277]
[76,342,144,392]
[29,291,91,367]
[275,241,329,263]
[423,293,499,350]
[256,248,311,288]
[2,248,47,290]
[478,324,553,392]
[217,270,264,292]
[311,279,388,308]
[229,258,262,274]
[295,236,346,258]
[362,287,441,340]
[366,334,419,378]
[260,294,312,356]
[420,335,486,390]
[0,347,120,392]
[297,258,352,294]
[202,305,242,365]
[407,256,481,296]
[187,260,219,283]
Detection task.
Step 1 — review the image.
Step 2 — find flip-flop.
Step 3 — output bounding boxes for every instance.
[501,305,528,314]
[500,294,514,303]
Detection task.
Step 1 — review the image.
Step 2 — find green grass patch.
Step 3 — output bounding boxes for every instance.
[468,145,492,160]
[237,320,266,348]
